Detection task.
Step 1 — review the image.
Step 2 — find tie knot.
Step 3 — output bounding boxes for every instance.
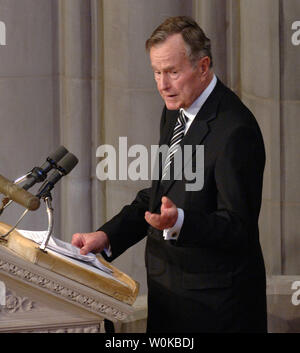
[179,110,187,125]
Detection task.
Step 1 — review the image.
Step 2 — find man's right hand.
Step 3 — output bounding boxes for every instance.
[72,231,109,255]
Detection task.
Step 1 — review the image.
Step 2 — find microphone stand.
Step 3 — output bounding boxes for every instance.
[0,173,32,239]
[39,193,54,253]
[0,208,29,239]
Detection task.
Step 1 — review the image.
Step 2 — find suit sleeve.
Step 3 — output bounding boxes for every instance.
[176,125,265,251]
[98,187,151,261]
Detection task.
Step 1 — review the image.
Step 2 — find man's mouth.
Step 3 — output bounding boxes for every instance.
[165,94,177,99]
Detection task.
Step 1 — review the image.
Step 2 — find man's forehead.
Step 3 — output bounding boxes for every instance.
[150,42,187,69]
[150,34,187,55]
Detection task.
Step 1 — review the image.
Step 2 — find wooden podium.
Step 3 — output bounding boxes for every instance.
[0,222,140,333]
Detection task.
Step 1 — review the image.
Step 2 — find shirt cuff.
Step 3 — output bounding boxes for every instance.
[163,208,184,241]
[103,244,112,257]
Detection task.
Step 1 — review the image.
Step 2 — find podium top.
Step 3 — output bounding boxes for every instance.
[0,222,139,305]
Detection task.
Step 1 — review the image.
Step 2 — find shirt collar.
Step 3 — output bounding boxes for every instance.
[181,74,217,121]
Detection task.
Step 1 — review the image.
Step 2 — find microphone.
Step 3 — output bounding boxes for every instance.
[0,174,40,211]
[36,152,78,198]
[22,145,69,190]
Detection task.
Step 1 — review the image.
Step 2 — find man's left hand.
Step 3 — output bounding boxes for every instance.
[145,196,178,230]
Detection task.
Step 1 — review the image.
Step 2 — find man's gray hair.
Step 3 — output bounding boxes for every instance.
[145,16,213,67]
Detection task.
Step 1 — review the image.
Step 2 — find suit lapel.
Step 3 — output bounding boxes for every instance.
[159,109,178,146]
[150,78,226,212]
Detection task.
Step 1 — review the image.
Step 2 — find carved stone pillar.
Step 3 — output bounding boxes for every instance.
[57,0,93,241]
[239,0,282,275]
[193,0,228,83]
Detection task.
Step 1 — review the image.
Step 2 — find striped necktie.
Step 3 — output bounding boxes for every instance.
[162,110,187,180]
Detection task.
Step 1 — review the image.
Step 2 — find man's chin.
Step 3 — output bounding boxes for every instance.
[165,101,182,111]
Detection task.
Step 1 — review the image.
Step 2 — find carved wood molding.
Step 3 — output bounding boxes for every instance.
[0,259,127,321]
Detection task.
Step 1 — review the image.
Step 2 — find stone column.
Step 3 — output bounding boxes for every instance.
[101,0,193,295]
[279,0,300,274]
[90,0,106,231]
[58,0,93,241]
[225,0,241,95]
[240,0,282,275]
[193,0,228,83]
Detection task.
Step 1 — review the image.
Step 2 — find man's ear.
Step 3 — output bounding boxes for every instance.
[199,56,210,75]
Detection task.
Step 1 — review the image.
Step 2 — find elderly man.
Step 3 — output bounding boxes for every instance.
[72,16,267,333]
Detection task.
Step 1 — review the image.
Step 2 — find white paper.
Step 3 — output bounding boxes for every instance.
[17,229,112,274]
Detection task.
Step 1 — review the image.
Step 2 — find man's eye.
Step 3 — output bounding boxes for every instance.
[170,71,179,78]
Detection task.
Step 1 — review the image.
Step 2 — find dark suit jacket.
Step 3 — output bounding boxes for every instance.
[99,79,267,333]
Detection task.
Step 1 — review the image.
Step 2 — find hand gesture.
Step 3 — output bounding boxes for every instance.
[144,196,178,230]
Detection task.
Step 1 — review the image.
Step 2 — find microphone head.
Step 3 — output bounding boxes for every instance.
[47,145,69,165]
[57,153,79,175]
[23,146,70,189]
[36,152,78,198]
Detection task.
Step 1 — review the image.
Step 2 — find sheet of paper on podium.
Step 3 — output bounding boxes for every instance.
[0,222,139,305]
[17,229,114,275]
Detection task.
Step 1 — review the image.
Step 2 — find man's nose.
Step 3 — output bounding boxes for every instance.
[159,73,170,90]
